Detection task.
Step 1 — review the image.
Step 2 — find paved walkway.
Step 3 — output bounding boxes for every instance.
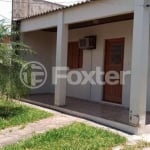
[0,102,150,149]
[0,111,77,148]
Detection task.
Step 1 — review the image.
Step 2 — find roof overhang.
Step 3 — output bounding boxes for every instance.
[20,0,135,32]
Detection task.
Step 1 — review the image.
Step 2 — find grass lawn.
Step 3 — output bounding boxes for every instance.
[0,99,52,130]
[2,123,126,150]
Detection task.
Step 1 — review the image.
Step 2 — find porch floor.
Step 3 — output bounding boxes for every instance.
[22,94,150,125]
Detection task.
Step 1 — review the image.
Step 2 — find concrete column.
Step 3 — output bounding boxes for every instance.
[129,0,150,127]
[54,12,68,106]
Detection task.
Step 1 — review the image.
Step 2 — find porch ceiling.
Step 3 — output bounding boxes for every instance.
[41,13,133,32]
[69,13,133,29]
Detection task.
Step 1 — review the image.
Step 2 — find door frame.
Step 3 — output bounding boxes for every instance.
[103,37,125,104]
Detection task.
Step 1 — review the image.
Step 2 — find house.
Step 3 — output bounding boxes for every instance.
[1,37,10,44]
[12,0,63,20]
[15,0,150,134]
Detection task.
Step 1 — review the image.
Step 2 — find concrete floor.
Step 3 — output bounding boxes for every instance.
[23,94,150,125]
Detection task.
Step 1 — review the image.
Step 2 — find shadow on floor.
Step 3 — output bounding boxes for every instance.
[22,94,150,125]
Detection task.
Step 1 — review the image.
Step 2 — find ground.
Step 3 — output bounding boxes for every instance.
[123,142,150,150]
[1,123,126,150]
[0,99,52,130]
[0,99,150,150]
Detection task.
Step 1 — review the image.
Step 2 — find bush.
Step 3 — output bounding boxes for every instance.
[0,20,33,100]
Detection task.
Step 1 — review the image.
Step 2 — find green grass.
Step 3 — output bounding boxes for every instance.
[2,123,126,150]
[0,99,52,130]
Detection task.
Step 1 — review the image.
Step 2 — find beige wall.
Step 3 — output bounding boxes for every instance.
[147,42,150,111]
[23,20,150,110]
[23,31,56,94]
[68,20,133,108]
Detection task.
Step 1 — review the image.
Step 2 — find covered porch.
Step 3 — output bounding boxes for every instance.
[20,0,150,134]
[22,94,150,133]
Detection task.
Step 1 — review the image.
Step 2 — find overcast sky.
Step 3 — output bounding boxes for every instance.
[0,0,83,22]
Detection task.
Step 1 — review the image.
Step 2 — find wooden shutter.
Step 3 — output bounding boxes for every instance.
[68,42,83,69]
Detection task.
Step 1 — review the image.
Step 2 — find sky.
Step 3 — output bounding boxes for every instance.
[0,0,83,23]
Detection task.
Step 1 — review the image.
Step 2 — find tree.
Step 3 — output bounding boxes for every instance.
[0,20,33,100]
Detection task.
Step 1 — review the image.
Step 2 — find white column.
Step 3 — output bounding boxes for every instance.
[54,12,68,106]
[129,0,150,127]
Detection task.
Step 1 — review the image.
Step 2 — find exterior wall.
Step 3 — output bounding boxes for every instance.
[23,31,56,94]
[13,0,62,20]
[20,0,134,32]
[64,0,134,24]
[147,37,150,111]
[22,20,150,111]
[68,20,133,108]
[1,37,10,43]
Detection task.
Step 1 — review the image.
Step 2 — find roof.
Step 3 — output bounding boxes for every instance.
[36,0,64,7]
[18,0,95,21]
[13,0,64,20]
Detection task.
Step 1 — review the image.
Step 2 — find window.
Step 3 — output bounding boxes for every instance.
[110,44,123,65]
[67,42,83,69]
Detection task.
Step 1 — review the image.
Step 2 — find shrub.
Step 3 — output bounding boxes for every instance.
[0,20,33,100]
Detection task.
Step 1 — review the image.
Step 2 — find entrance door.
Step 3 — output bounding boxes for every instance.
[103,38,124,104]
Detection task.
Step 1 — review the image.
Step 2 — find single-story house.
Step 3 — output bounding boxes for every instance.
[16,0,150,134]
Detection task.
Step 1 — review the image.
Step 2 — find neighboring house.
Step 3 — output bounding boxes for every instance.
[1,37,10,44]
[12,0,63,20]
[15,0,150,134]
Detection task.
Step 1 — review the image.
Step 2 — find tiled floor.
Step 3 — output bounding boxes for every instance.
[23,94,150,125]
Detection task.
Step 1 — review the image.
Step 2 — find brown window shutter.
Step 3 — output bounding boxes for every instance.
[67,43,73,68]
[78,49,83,68]
[67,42,83,69]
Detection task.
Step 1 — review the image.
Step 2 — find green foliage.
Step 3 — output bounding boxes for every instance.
[0,99,52,130]
[2,123,126,150]
[0,20,33,99]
